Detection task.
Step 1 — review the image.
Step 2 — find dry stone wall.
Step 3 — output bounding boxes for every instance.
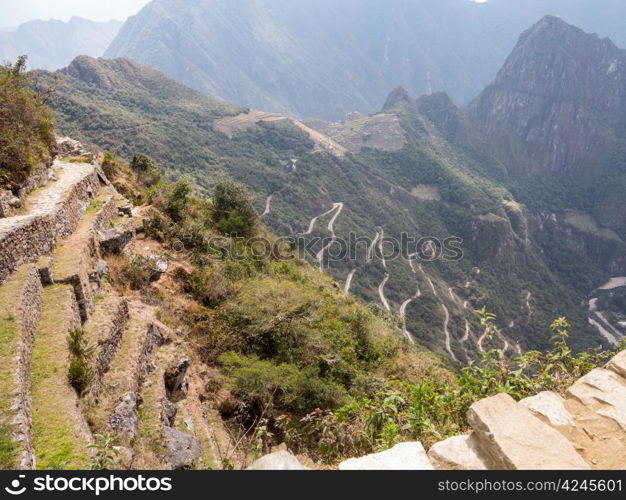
[0,165,104,284]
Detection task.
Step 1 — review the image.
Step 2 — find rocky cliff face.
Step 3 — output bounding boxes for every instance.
[470,15,626,174]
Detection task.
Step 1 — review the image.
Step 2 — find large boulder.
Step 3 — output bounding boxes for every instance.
[164,357,190,401]
[107,392,138,441]
[56,136,87,157]
[99,226,134,254]
[428,434,487,470]
[163,427,201,470]
[338,442,433,470]
[247,450,309,470]
[468,393,589,470]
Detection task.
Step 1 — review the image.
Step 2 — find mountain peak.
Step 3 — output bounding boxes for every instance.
[382,86,412,111]
[470,16,626,173]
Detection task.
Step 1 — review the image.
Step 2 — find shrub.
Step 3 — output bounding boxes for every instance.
[68,358,93,394]
[176,266,233,307]
[67,329,94,394]
[0,56,55,188]
[121,255,155,290]
[130,152,161,187]
[219,352,348,419]
[212,181,258,237]
[166,179,191,221]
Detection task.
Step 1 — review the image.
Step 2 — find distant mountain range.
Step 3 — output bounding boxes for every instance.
[104,0,626,119]
[0,17,121,70]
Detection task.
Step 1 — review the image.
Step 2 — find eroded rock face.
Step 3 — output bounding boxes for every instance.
[468,393,589,470]
[163,427,201,470]
[338,442,433,470]
[247,451,309,471]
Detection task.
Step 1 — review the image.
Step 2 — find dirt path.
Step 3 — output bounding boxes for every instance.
[260,194,273,217]
[315,203,344,270]
[524,291,533,318]
[301,204,338,236]
[378,273,391,311]
[344,268,357,295]
[399,281,420,345]
[441,304,458,361]
[0,160,95,234]
[367,229,381,262]
[378,228,387,269]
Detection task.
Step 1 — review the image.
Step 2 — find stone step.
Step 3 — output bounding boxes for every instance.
[82,293,130,402]
[85,301,166,445]
[338,442,433,470]
[50,188,116,321]
[0,265,42,469]
[564,367,626,469]
[0,160,104,284]
[427,434,487,470]
[30,285,93,470]
[520,391,575,429]
[467,393,589,470]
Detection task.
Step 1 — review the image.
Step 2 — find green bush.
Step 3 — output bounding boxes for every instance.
[176,266,233,307]
[219,352,348,419]
[212,181,258,237]
[166,179,191,221]
[130,152,161,187]
[0,56,55,187]
[68,358,93,394]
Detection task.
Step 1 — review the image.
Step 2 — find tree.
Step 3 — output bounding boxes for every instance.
[130,152,160,186]
[166,179,191,221]
[212,181,258,237]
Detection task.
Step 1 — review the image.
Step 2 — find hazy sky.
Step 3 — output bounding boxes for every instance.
[0,0,151,27]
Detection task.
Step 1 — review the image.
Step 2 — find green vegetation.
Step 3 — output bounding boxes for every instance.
[67,329,94,394]
[32,286,90,469]
[212,181,258,237]
[89,434,119,470]
[0,56,54,187]
[285,312,623,464]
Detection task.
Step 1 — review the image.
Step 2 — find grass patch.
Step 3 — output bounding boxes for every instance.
[31,285,90,470]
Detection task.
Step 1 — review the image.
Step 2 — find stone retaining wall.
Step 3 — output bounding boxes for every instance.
[87,298,130,402]
[11,265,42,469]
[0,169,103,284]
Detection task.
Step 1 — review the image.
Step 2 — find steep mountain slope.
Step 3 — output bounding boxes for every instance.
[39,53,615,358]
[468,16,626,273]
[104,0,626,119]
[0,17,122,70]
